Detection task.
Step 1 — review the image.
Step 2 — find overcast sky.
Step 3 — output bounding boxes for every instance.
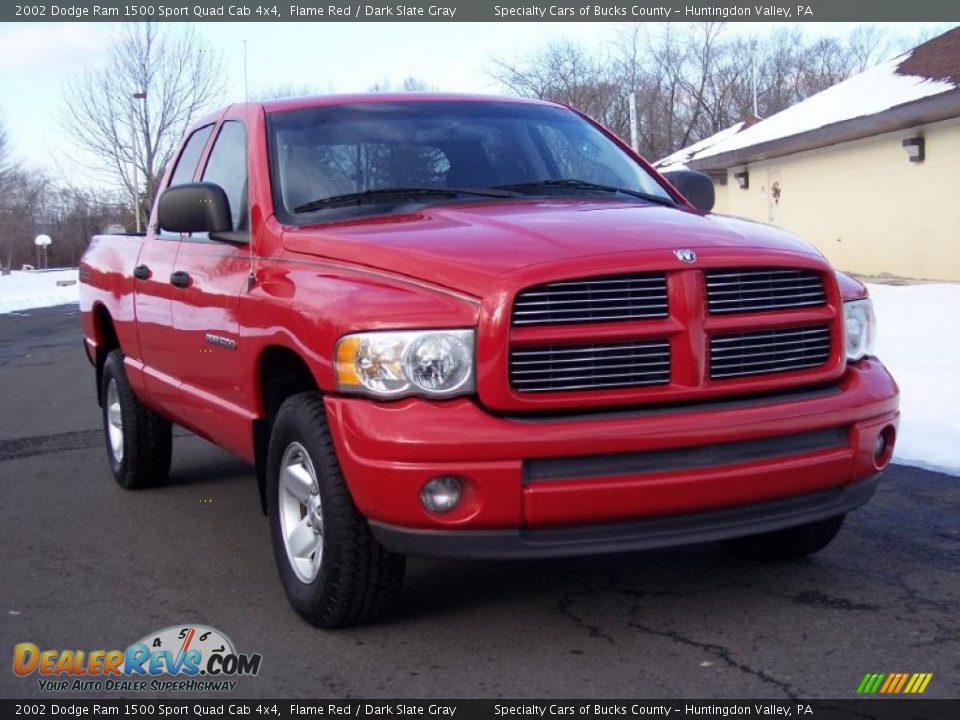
[0,21,948,187]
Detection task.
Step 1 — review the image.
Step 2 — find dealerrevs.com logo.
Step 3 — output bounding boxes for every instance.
[12,625,262,693]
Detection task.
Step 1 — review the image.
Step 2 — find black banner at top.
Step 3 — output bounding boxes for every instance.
[0,700,959,720]
[4,0,960,22]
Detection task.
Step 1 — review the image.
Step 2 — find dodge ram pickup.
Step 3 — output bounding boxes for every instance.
[80,94,899,627]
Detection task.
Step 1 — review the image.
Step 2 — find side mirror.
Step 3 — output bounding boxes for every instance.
[664,170,715,213]
[158,182,232,234]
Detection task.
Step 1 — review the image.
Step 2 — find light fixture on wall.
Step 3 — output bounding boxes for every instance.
[734,171,749,189]
[902,136,925,163]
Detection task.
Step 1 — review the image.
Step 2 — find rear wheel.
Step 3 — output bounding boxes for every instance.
[266,392,405,628]
[100,349,172,489]
[721,514,846,561]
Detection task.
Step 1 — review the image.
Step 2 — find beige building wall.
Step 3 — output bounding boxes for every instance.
[708,116,960,281]
[711,182,732,215]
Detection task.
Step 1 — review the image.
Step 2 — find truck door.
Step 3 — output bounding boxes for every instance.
[134,123,214,410]
[169,119,253,456]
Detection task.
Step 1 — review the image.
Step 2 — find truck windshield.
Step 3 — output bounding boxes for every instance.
[267,101,674,221]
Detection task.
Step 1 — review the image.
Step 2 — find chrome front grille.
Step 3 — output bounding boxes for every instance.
[507,267,836,397]
[705,268,826,314]
[710,325,831,379]
[509,340,671,393]
[511,273,668,326]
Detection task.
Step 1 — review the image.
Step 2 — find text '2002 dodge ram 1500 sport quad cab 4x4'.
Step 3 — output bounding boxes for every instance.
[80,94,899,627]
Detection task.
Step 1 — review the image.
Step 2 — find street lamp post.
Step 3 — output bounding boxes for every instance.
[131,91,147,233]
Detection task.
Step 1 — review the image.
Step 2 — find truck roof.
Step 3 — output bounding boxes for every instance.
[193,93,563,125]
[261,92,561,113]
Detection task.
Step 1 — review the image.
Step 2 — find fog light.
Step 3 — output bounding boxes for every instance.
[874,433,887,460]
[873,426,895,468]
[420,476,462,514]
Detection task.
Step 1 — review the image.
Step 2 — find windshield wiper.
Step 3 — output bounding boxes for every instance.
[493,179,676,207]
[293,186,519,214]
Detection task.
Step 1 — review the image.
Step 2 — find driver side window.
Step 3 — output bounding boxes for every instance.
[169,125,213,187]
[200,121,248,232]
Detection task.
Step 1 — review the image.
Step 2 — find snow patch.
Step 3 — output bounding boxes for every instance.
[0,269,80,314]
[655,120,748,170]
[868,282,960,476]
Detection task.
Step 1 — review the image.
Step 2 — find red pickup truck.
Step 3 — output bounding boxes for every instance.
[80,94,899,627]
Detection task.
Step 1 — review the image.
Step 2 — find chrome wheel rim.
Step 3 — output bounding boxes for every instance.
[106,378,124,464]
[279,442,323,583]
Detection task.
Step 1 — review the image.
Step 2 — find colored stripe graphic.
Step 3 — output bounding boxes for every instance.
[879,674,896,693]
[857,673,885,694]
[857,672,933,694]
[906,673,934,693]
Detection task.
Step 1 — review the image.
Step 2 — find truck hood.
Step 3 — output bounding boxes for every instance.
[282,200,824,298]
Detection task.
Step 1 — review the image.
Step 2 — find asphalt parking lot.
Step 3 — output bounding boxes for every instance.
[1,304,958,700]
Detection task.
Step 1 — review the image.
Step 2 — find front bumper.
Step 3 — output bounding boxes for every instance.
[369,475,879,560]
[324,358,899,556]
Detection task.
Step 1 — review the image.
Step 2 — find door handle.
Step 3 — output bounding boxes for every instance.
[133,264,151,280]
[169,271,192,289]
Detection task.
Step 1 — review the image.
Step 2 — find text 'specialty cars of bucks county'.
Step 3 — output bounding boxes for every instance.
[79,94,899,627]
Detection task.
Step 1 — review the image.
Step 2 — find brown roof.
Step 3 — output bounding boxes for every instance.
[896,26,960,86]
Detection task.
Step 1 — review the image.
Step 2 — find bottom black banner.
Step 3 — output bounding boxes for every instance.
[0,700,957,720]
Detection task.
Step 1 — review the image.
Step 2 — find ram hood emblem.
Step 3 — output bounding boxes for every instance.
[673,249,697,263]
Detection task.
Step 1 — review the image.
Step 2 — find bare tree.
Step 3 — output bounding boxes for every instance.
[44,185,131,267]
[0,115,24,269]
[255,76,432,100]
[490,22,927,162]
[0,168,51,270]
[0,117,12,185]
[253,82,335,100]
[60,23,225,228]
[0,169,130,270]
[846,25,896,72]
[367,76,437,92]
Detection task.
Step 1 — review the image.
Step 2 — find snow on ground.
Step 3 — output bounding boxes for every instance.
[0,269,80,314]
[868,282,960,476]
[0,268,955,474]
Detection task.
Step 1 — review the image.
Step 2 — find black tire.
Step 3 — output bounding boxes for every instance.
[100,349,172,489]
[721,514,846,561]
[266,392,405,628]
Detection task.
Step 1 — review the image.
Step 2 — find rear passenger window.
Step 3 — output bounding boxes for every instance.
[169,125,213,187]
[201,121,248,231]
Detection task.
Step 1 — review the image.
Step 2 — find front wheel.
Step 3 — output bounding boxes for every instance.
[266,392,405,628]
[721,514,846,561]
[101,349,172,489]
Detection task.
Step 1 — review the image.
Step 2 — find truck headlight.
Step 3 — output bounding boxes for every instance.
[335,329,475,398]
[843,299,876,362]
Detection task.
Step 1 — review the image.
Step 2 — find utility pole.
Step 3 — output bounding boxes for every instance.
[628,92,639,152]
[131,91,147,233]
